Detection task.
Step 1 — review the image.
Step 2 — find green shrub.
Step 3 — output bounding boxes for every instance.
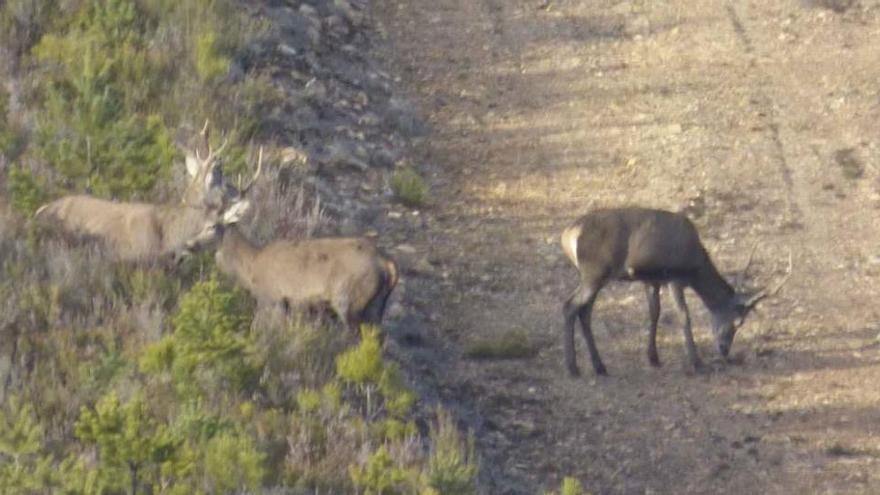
[8,166,48,215]
[0,0,59,61]
[30,0,179,198]
[74,391,177,493]
[141,274,257,398]
[194,29,230,83]
[336,326,415,420]
[379,363,416,418]
[0,87,26,161]
[422,408,478,495]
[349,445,417,495]
[203,431,265,493]
[336,326,384,386]
[391,166,429,207]
[0,396,56,493]
[545,476,587,495]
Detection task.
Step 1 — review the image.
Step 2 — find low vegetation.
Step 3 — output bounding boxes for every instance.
[0,0,478,493]
[544,477,587,495]
[463,330,539,360]
[391,166,430,207]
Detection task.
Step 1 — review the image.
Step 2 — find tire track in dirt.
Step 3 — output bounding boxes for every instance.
[726,2,803,229]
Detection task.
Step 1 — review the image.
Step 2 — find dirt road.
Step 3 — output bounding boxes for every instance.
[375,1,880,493]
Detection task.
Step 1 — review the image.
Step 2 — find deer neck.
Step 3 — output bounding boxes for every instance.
[690,256,736,312]
[154,204,211,254]
[217,227,259,289]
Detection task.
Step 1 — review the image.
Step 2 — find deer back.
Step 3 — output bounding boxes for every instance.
[35,195,163,260]
[36,195,223,262]
[234,235,387,312]
[564,208,710,280]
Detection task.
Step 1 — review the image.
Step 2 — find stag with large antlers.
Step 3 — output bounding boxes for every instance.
[560,207,791,376]
[180,148,399,332]
[34,121,236,263]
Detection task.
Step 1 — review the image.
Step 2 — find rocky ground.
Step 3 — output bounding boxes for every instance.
[369,0,880,493]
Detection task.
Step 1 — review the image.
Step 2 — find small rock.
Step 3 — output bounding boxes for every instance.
[280,146,309,167]
[395,244,417,254]
[334,0,365,26]
[278,43,298,57]
[323,140,370,172]
[325,14,351,40]
[304,78,327,100]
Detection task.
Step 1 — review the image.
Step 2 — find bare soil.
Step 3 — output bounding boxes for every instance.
[374,0,880,493]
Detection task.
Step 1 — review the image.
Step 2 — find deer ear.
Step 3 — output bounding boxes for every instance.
[185,152,201,178]
[204,164,223,191]
[223,200,251,224]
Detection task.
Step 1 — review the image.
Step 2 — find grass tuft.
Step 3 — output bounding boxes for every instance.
[391,166,429,207]
[464,331,538,360]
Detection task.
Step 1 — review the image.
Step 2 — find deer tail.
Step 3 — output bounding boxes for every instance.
[362,256,398,326]
[384,257,399,290]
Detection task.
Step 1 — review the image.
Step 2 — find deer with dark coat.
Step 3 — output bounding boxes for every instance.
[560,207,790,376]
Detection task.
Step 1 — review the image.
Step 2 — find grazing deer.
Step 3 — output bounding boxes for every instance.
[181,150,398,332]
[34,121,237,263]
[560,207,790,376]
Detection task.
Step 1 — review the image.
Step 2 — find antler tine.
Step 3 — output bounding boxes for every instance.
[213,137,229,158]
[736,242,759,290]
[201,136,229,168]
[241,146,263,196]
[195,120,211,161]
[746,250,793,310]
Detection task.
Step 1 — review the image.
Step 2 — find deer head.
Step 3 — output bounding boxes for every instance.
[178,147,262,258]
[181,120,231,209]
[713,248,793,356]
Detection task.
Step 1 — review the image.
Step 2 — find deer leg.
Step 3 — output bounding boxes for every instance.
[563,283,605,376]
[670,283,704,371]
[362,285,393,327]
[645,283,661,367]
[562,287,583,377]
[576,297,605,376]
[347,314,363,335]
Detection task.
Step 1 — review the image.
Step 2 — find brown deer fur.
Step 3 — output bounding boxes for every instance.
[33,122,233,263]
[561,207,789,376]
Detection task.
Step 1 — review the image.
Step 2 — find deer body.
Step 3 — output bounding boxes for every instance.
[191,222,398,331]
[178,146,398,332]
[35,195,219,262]
[33,121,233,263]
[561,207,776,376]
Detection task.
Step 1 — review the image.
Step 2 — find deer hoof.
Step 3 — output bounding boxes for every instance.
[593,363,608,376]
[648,352,661,367]
[567,364,581,377]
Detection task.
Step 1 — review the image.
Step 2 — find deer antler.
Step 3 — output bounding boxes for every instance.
[745,250,793,311]
[195,120,228,165]
[238,146,263,196]
[735,243,759,290]
[196,120,210,161]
